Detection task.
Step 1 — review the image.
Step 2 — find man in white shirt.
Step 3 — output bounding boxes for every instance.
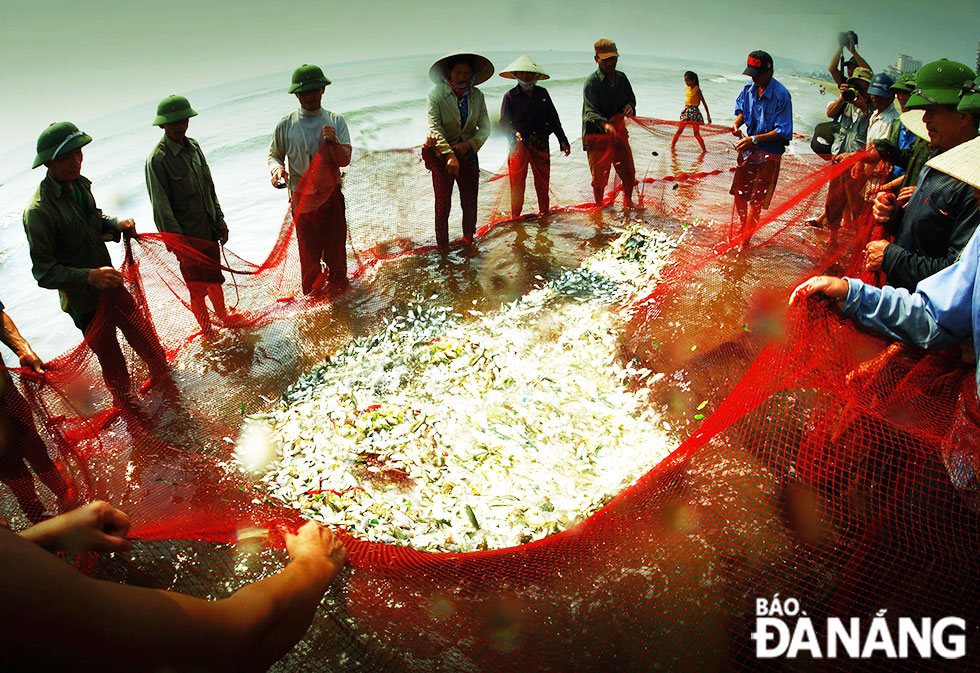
[866,72,899,142]
[268,64,352,295]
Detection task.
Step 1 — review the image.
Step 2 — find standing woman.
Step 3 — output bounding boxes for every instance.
[424,51,493,249]
[499,55,571,218]
[670,71,712,152]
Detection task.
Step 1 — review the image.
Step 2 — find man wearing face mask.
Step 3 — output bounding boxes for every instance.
[499,55,571,218]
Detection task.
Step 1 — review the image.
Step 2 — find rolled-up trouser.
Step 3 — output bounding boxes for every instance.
[730,153,782,216]
[175,236,225,299]
[294,191,348,294]
[586,136,636,200]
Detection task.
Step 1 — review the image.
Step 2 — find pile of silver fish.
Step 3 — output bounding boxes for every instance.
[247,224,682,552]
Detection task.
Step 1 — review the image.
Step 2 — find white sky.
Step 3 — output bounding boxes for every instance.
[1,0,978,154]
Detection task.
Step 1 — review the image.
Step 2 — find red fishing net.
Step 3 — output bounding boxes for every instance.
[3,118,979,671]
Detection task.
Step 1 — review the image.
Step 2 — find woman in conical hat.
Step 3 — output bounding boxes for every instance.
[499,55,571,218]
[423,51,493,250]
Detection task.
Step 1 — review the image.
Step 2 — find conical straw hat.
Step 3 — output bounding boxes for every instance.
[499,55,550,80]
[429,51,494,85]
[900,109,930,142]
[926,135,980,190]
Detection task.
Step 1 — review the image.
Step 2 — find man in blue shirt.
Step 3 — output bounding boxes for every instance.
[730,50,793,243]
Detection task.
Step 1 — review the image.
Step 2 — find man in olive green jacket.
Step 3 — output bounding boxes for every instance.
[146,95,236,337]
[23,122,170,414]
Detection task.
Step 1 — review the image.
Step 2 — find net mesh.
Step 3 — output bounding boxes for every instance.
[4,118,979,671]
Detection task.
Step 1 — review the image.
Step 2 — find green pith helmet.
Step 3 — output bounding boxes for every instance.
[153,95,198,126]
[959,77,980,114]
[890,72,916,93]
[906,59,977,109]
[288,64,331,94]
[32,121,92,169]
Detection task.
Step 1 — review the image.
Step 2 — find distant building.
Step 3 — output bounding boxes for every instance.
[896,54,922,75]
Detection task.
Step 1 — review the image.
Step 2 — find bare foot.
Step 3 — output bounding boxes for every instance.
[220,311,249,328]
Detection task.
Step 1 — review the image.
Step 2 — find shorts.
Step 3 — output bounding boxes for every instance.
[729,154,782,210]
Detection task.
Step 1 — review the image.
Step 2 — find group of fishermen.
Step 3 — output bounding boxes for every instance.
[0,40,794,520]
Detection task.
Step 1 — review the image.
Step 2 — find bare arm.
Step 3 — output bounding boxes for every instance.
[697,86,711,123]
[1,310,44,373]
[732,113,745,136]
[849,44,870,71]
[4,507,346,673]
[826,93,846,119]
[828,44,845,86]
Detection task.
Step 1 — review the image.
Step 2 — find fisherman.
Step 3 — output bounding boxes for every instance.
[424,51,493,249]
[729,50,793,242]
[146,95,238,337]
[859,60,979,290]
[872,72,930,195]
[808,66,872,235]
[0,301,70,522]
[499,55,571,218]
[23,122,171,416]
[790,82,980,361]
[269,64,352,295]
[582,38,637,208]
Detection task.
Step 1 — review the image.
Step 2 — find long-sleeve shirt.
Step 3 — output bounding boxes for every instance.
[841,222,980,396]
[146,135,225,241]
[268,107,352,196]
[582,69,636,138]
[500,84,569,151]
[22,173,123,321]
[426,82,490,157]
[881,162,980,291]
[734,77,793,155]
